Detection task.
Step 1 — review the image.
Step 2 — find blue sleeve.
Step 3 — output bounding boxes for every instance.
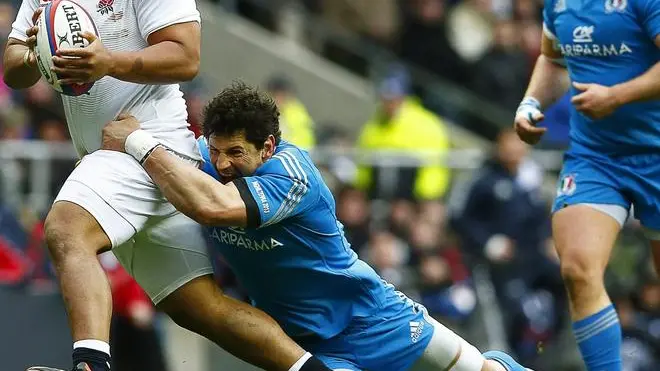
[638,0,660,40]
[236,152,319,228]
[543,0,558,40]
[197,136,221,181]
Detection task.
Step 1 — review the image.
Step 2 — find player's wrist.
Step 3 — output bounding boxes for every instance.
[106,50,118,78]
[125,129,161,164]
[517,96,541,113]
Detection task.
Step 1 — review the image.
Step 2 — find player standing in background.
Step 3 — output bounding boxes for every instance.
[4,1,332,371]
[99,81,534,371]
[513,0,660,370]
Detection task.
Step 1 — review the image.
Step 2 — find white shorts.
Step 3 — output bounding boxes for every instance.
[54,150,213,304]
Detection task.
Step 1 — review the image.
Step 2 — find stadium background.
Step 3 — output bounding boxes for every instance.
[0,0,659,370]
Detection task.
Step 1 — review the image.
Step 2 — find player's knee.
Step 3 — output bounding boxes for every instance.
[44,202,108,259]
[559,254,603,294]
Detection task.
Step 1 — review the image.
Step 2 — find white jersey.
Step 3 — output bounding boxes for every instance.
[9,0,201,159]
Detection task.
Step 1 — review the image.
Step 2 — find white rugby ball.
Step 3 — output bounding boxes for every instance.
[35,0,99,96]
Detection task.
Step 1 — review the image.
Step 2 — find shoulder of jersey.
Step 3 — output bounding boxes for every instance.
[266,147,313,183]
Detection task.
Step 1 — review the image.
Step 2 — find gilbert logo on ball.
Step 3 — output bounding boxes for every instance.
[35,0,99,96]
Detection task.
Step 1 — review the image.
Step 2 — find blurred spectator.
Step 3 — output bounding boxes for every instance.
[355,69,451,201]
[399,0,469,85]
[319,0,400,46]
[452,129,565,364]
[361,229,415,293]
[471,20,530,112]
[266,75,316,150]
[100,252,170,371]
[446,0,496,64]
[335,186,370,253]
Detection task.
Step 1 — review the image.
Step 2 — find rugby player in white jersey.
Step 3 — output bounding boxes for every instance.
[4,1,332,371]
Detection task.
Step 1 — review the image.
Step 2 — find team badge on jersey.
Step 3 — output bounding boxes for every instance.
[554,0,566,13]
[558,174,577,196]
[605,0,627,13]
[97,0,114,15]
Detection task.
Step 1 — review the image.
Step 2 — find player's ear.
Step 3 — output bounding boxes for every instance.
[262,135,276,159]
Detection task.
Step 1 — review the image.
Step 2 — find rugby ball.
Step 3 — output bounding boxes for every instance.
[35,0,99,96]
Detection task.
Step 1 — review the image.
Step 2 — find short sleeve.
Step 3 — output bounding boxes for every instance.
[234,152,319,228]
[638,0,660,40]
[134,0,200,40]
[542,0,558,40]
[8,0,40,42]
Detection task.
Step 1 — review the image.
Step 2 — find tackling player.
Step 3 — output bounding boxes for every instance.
[99,81,534,371]
[5,1,333,371]
[513,0,660,370]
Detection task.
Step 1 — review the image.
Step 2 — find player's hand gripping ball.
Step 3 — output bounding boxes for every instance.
[34,0,104,96]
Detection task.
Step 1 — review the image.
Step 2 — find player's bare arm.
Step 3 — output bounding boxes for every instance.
[514,31,570,145]
[525,32,570,106]
[3,7,42,89]
[53,21,200,85]
[101,114,248,227]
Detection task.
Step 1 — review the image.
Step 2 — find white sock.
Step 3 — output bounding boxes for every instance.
[288,352,313,371]
[73,339,110,356]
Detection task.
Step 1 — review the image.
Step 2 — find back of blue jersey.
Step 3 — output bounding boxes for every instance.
[544,0,660,155]
[199,138,403,339]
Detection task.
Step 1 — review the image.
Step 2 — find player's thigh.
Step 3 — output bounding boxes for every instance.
[54,150,164,248]
[410,315,484,371]
[552,154,626,277]
[113,211,213,304]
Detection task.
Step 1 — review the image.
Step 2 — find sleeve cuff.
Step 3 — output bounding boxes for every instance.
[141,15,201,40]
[233,178,261,228]
[8,29,27,43]
[542,23,557,40]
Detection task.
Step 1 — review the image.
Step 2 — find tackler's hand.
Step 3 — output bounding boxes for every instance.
[101,113,140,153]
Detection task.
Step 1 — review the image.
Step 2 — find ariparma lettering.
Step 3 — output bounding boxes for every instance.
[559,43,632,57]
[210,228,283,251]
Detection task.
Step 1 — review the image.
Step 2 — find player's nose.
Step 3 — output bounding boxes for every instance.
[214,154,232,172]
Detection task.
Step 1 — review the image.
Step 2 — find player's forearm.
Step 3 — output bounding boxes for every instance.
[108,41,199,84]
[610,62,660,106]
[3,42,41,89]
[524,55,570,108]
[142,147,241,226]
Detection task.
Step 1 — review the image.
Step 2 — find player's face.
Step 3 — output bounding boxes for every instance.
[208,132,276,184]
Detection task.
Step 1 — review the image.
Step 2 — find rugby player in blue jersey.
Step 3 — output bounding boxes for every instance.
[100,82,532,371]
[513,0,660,370]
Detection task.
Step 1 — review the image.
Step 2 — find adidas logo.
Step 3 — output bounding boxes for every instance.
[409,320,425,343]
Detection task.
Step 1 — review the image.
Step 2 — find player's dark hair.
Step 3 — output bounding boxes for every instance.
[202,81,282,148]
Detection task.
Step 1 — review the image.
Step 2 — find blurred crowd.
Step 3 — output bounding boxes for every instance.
[0,0,659,370]
[215,0,573,146]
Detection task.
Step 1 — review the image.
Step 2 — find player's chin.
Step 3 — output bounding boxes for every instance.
[219,175,236,184]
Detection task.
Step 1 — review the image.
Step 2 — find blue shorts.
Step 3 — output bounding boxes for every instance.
[298,300,435,371]
[553,151,660,229]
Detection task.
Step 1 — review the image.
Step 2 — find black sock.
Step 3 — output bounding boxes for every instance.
[300,356,332,371]
[72,347,111,371]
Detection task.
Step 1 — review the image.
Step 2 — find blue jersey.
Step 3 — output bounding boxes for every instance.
[198,139,407,340]
[544,0,660,155]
